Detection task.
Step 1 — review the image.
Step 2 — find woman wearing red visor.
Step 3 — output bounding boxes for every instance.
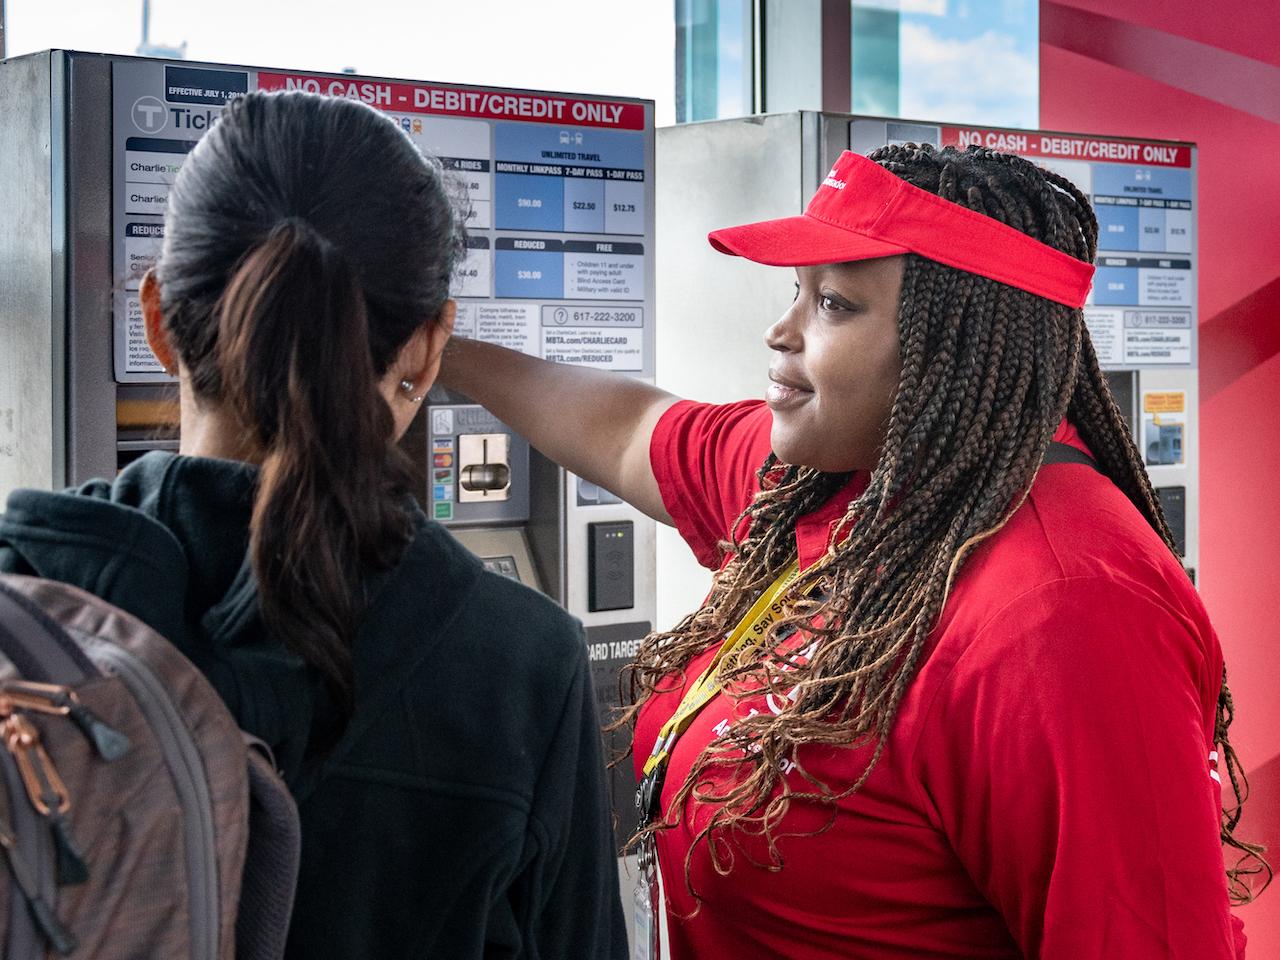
[440,143,1266,958]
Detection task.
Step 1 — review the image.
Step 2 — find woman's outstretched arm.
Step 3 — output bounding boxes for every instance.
[437,338,680,524]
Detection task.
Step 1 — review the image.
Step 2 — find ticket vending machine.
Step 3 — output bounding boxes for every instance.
[0,47,655,930]
[656,112,1200,591]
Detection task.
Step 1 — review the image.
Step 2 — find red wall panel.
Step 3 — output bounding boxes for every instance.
[1040,2,1280,952]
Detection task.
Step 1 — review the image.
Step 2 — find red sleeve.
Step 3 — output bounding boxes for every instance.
[649,399,774,569]
[914,577,1238,959]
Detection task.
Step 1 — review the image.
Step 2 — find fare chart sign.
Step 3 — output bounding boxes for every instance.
[110,60,655,383]
[850,119,1198,370]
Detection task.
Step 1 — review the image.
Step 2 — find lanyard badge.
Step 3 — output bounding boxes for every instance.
[631,562,806,959]
[632,834,661,960]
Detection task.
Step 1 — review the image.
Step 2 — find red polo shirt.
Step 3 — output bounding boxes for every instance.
[637,399,1244,960]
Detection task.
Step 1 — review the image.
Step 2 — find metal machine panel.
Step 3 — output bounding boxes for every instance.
[451,527,542,589]
[0,52,58,500]
[65,53,119,486]
[654,112,813,626]
[656,113,807,406]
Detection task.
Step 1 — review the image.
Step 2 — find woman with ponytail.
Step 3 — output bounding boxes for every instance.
[440,143,1267,958]
[0,91,626,959]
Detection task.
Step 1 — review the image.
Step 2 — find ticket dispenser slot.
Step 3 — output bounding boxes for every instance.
[419,393,541,592]
[458,434,512,501]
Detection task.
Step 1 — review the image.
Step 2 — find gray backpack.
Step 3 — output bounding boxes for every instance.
[0,574,301,959]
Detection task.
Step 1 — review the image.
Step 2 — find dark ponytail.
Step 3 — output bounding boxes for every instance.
[157,92,465,721]
[216,220,411,715]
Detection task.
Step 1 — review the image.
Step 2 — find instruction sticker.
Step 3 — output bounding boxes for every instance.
[123,295,164,374]
[1143,392,1186,415]
[1084,308,1123,366]
[542,328,644,370]
[1086,308,1193,366]
[474,303,540,356]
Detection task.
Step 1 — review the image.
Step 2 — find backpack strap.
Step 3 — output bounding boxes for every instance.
[0,577,98,682]
[1042,441,1100,472]
[235,735,300,960]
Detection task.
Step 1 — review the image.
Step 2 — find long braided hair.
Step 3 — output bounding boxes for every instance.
[620,143,1269,904]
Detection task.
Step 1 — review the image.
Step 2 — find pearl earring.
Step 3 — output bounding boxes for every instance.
[400,379,424,404]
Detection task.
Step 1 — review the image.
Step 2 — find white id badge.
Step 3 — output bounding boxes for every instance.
[632,835,661,960]
[632,879,657,960]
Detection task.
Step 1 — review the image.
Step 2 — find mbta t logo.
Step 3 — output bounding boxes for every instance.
[132,96,167,134]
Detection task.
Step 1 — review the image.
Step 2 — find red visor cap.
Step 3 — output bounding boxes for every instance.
[708,150,1095,309]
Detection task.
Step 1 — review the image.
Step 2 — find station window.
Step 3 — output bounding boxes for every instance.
[675,0,755,123]
[676,0,1038,129]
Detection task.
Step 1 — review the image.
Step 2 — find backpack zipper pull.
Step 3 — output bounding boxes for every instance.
[1,681,131,761]
[66,699,132,761]
[3,713,90,886]
[47,812,90,887]
[0,816,77,954]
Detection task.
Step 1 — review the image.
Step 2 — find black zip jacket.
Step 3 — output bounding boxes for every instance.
[0,452,627,959]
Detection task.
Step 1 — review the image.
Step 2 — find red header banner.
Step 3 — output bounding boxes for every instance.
[940,126,1191,168]
[257,72,646,131]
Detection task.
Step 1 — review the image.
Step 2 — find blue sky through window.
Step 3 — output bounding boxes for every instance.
[857,0,1038,128]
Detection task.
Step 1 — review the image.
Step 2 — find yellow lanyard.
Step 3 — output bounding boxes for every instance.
[641,562,804,778]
